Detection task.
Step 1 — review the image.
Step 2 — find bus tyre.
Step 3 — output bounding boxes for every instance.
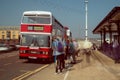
[28,59,33,62]
[46,58,53,63]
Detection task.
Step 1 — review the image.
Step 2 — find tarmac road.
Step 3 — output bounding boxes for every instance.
[0,51,49,80]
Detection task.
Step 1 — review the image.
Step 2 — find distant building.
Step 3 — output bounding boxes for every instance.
[0,26,20,44]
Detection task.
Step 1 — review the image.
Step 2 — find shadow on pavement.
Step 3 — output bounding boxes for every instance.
[23,59,53,64]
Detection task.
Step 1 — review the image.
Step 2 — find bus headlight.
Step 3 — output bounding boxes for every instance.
[45,52,48,55]
[20,50,26,53]
[42,52,45,54]
[42,52,48,55]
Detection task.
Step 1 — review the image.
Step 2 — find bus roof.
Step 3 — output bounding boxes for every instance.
[23,11,52,16]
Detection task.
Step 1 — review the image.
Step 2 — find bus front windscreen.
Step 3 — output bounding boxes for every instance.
[21,34,50,47]
[22,15,51,24]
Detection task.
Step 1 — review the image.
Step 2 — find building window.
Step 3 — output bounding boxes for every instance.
[2,35,5,40]
[7,31,11,40]
[2,31,4,34]
[13,31,15,34]
[13,35,16,39]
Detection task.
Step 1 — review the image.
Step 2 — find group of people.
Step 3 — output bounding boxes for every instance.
[52,36,78,74]
[102,39,120,63]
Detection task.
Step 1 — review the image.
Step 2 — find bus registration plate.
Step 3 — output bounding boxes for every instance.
[28,56,37,59]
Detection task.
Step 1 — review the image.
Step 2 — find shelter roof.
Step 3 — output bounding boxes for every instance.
[93,6,120,34]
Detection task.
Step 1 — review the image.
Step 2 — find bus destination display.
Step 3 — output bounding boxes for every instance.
[28,26,44,31]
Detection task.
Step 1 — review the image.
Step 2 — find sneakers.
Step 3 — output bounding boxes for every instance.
[55,70,62,74]
[54,72,62,74]
[68,67,71,70]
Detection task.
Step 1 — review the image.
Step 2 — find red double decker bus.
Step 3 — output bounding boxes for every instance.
[19,11,66,62]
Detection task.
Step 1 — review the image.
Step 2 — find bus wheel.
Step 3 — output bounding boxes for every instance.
[48,57,54,63]
[45,58,52,63]
[28,59,34,62]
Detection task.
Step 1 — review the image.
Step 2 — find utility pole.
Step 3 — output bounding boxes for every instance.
[85,0,88,41]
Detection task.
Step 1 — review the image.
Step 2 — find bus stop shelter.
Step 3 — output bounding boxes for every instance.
[93,6,120,47]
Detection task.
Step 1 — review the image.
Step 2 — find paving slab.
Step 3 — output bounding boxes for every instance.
[25,50,119,80]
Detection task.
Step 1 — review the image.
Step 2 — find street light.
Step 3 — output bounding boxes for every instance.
[83,0,93,49]
[85,0,88,41]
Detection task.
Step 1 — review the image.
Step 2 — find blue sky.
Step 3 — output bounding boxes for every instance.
[0,0,120,39]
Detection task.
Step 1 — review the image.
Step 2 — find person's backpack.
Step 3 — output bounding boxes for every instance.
[57,41,64,52]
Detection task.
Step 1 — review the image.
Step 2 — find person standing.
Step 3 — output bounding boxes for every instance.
[61,39,66,69]
[73,39,79,56]
[52,36,62,74]
[112,39,119,63]
[56,37,65,72]
[65,39,71,68]
[68,39,76,64]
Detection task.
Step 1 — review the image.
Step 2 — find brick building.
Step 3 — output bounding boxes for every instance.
[0,26,20,44]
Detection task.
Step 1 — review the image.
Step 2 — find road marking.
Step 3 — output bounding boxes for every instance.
[12,71,31,80]
[64,70,69,80]
[12,64,49,80]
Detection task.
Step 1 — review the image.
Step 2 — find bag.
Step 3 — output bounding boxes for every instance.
[57,41,64,52]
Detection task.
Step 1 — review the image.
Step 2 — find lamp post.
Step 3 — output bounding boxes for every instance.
[85,0,88,41]
[84,0,93,49]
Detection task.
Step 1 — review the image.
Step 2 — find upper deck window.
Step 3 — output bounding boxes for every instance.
[22,14,51,24]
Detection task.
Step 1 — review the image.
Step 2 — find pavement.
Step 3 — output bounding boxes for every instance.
[24,50,120,80]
